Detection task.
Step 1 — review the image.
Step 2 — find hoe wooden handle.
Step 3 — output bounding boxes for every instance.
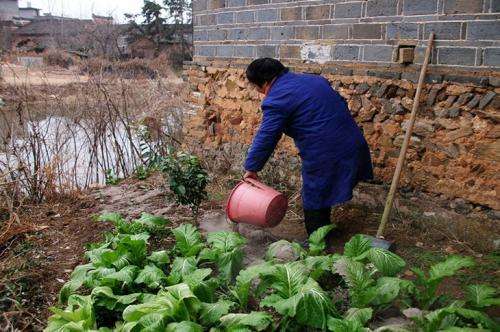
[377,32,435,238]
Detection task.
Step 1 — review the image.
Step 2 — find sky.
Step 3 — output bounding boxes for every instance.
[18,0,146,23]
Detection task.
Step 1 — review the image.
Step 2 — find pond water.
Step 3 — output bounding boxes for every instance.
[0,108,182,191]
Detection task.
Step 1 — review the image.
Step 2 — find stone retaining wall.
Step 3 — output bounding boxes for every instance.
[183,60,500,210]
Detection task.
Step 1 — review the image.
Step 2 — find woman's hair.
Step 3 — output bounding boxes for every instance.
[246,58,288,88]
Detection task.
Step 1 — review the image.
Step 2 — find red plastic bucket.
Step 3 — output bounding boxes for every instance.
[226,178,288,228]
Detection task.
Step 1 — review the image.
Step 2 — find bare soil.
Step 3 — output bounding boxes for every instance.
[0,174,498,331]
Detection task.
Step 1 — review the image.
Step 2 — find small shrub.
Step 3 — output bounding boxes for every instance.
[43,50,75,68]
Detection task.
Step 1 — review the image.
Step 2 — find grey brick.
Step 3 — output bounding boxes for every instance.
[248,0,268,4]
[248,27,270,40]
[234,45,255,57]
[403,0,438,15]
[257,45,277,57]
[352,24,383,39]
[280,45,301,58]
[280,6,302,20]
[208,0,225,9]
[438,48,476,66]
[228,28,246,40]
[295,26,320,39]
[424,22,461,40]
[305,5,331,20]
[467,21,500,40]
[197,45,216,57]
[334,2,363,18]
[193,30,208,41]
[271,26,295,40]
[227,0,246,7]
[363,45,395,62]
[332,45,360,60]
[236,11,255,23]
[217,45,234,57]
[493,0,500,12]
[217,12,234,24]
[387,23,419,39]
[443,0,483,14]
[193,0,208,12]
[323,25,349,39]
[484,48,500,66]
[366,0,398,16]
[200,14,216,25]
[257,8,278,21]
[208,29,227,41]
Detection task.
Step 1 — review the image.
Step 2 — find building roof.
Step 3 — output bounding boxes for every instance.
[15,17,93,36]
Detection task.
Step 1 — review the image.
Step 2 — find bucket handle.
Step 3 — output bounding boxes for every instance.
[244,178,267,190]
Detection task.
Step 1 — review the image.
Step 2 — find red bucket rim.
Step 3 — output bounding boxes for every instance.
[225,180,246,222]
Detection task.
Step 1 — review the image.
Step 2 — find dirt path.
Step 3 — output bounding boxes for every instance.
[0,175,498,331]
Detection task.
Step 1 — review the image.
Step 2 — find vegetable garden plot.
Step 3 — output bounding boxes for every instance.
[46,213,499,332]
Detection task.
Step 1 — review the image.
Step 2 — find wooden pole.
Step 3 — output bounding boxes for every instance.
[377,32,435,238]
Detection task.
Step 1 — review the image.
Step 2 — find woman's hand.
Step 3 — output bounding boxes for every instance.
[243,171,259,180]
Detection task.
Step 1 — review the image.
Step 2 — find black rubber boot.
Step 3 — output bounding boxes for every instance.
[303,207,332,236]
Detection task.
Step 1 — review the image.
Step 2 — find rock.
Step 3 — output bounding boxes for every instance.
[402,119,434,136]
[444,95,457,107]
[479,91,496,109]
[450,198,473,214]
[487,210,500,220]
[393,135,421,148]
[358,107,376,122]
[493,239,500,250]
[445,126,473,141]
[446,84,472,96]
[348,95,362,113]
[426,88,440,107]
[229,115,243,125]
[485,125,500,138]
[423,211,436,217]
[376,83,390,98]
[472,140,500,162]
[401,97,413,110]
[448,107,461,118]
[465,94,481,109]
[355,83,370,94]
[436,118,460,130]
[361,95,372,109]
[453,92,473,107]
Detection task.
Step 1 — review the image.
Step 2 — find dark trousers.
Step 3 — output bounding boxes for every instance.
[304,207,332,236]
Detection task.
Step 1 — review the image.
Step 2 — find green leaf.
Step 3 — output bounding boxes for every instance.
[345,307,373,325]
[207,231,246,252]
[371,277,414,306]
[91,286,141,310]
[327,317,366,332]
[465,284,500,308]
[167,256,197,285]
[344,235,371,259]
[199,300,235,325]
[98,212,124,225]
[100,265,139,289]
[220,312,272,331]
[59,263,94,304]
[309,224,335,255]
[166,321,203,332]
[147,250,170,266]
[134,213,169,229]
[429,256,474,282]
[47,295,95,331]
[232,262,276,309]
[367,248,406,276]
[173,224,204,257]
[135,264,167,289]
[260,262,335,329]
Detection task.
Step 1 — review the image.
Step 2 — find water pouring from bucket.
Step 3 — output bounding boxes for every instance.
[226,178,288,228]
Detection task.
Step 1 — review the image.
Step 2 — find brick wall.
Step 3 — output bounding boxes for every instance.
[193,0,500,76]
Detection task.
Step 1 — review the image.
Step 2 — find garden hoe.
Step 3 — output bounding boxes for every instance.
[365,32,435,251]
